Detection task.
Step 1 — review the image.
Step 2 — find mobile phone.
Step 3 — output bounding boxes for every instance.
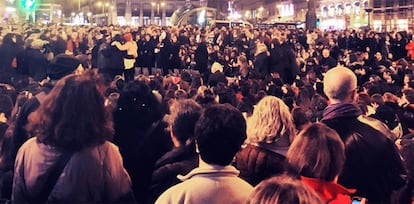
[351,196,363,204]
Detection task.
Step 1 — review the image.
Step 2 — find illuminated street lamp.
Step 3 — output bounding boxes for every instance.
[96,1,111,25]
[151,1,166,25]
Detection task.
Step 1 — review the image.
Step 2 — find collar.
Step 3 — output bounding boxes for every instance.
[177,164,240,181]
[301,176,356,201]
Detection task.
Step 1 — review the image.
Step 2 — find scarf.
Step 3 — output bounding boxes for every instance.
[322,103,362,121]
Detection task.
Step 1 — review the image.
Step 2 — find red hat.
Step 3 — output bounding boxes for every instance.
[124,33,132,41]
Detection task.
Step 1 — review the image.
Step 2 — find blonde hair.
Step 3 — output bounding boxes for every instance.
[247,96,296,143]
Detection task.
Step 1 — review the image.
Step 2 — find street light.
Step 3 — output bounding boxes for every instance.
[96,1,111,25]
[151,1,166,25]
[365,7,373,30]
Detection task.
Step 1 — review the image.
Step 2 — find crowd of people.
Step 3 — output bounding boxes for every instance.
[0,23,413,203]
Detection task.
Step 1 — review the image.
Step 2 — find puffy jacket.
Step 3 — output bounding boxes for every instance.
[12,138,133,203]
[234,142,288,186]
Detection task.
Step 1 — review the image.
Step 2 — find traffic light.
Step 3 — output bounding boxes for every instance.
[316,18,320,27]
[23,0,35,10]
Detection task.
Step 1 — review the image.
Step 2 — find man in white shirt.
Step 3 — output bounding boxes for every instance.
[156,104,253,204]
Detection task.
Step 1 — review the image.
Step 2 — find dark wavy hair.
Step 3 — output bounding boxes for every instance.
[27,73,113,151]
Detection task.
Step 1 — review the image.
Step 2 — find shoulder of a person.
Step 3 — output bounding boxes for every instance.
[17,137,37,155]
[155,181,188,204]
[357,115,396,140]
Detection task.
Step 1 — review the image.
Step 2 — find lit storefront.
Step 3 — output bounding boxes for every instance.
[318,1,369,30]
[318,0,413,31]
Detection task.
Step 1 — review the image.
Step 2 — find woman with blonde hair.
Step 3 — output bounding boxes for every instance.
[234,96,296,185]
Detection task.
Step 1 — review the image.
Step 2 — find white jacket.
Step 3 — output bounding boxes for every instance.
[156,164,253,204]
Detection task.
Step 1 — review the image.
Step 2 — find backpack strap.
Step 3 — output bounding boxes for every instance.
[31,150,74,203]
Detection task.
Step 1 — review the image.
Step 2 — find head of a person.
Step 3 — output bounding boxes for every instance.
[247,174,323,204]
[123,32,132,42]
[195,104,246,166]
[114,80,162,129]
[165,99,202,147]
[383,92,399,103]
[28,73,113,151]
[375,52,383,61]
[247,96,296,143]
[403,88,414,104]
[405,74,414,87]
[370,93,384,106]
[47,54,84,81]
[287,123,345,181]
[323,67,357,104]
[291,107,311,131]
[322,48,330,58]
[0,94,13,121]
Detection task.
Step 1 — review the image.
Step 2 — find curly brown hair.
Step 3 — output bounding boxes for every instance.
[27,73,113,151]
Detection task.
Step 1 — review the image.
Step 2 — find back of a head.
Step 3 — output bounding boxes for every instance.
[47,54,82,81]
[195,104,246,166]
[0,94,13,119]
[371,93,384,106]
[115,80,162,128]
[323,67,357,103]
[247,174,323,204]
[28,73,112,151]
[287,123,345,181]
[403,88,414,104]
[247,96,296,143]
[165,99,202,144]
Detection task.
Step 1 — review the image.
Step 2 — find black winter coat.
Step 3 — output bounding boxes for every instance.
[268,43,298,84]
[102,43,124,69]
[322,104,406,203]
[113,120,171,203]
[25,48,48,81]
[148,144,198,203]
[254,52,269,79]
[195,42,208,74]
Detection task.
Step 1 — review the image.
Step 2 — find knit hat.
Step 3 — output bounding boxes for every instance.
[124,33,132,41]
[47,54,81,80]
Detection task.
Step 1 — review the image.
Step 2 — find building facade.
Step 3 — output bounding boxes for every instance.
[318,0,414,31]
[79,0,227,26]
[236,0,413,31]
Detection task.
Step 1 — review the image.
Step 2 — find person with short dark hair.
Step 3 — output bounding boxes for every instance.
[287,123,356,203]
[12,74,134,202]
[156,104,253,204]
[149,99,201,202]
[322,67,406,203]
